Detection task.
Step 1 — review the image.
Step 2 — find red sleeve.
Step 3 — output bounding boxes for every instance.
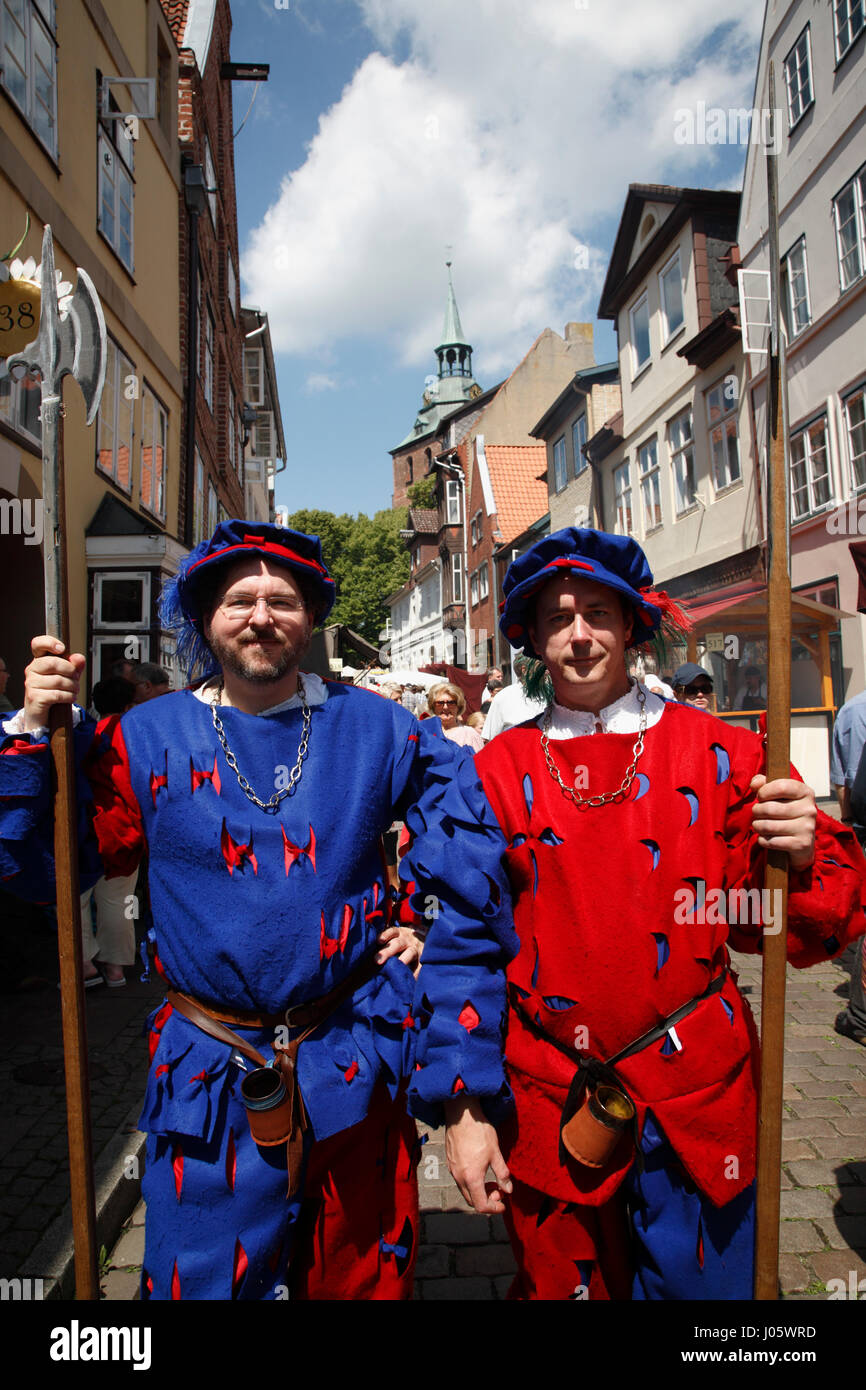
[84,716,145,878]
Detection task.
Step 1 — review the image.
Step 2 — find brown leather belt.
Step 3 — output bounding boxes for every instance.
[164,948,383,1197]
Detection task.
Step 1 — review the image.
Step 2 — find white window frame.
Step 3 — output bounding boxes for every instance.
[844,382,866,491]
[784,26,813,129]
[96,337,135,493]
[470,569,479,607]
[203,298,215,411]
[782,236,811,338]
[629,292,651,377]
[833,164,866,292]
[92,631,150,684]
[1,0,57,158]
[452,551,463,603]
[93,570,151,629]
[203,132,217,225]
[479,561,489,601]
[553,435,567,492]
[638,437,662,532]
[193,449,206,545]
[669,407,697,515]
[834,0,865,62]
[227,254,237,319]
[706,377,741,492]
[446,478,461,524]
[97,126,134,273]
[613,461,632,536]
[139,383,167,520]
[244,347,264,405]
[0,367,41,444]
[207,480,218,538]
[572,414,587,475]
[790,415,832,521]
[658,251,685,344]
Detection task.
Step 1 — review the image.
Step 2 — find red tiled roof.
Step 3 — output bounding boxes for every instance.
[408,508,439,533]
[483,445,548,547]
[160,0,190,44]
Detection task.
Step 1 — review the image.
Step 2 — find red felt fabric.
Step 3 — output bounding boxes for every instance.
[476,702,866,1209]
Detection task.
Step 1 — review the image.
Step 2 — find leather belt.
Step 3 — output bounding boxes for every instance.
[164,947,384,1197]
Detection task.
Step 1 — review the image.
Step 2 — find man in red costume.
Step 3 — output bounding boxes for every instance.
[425,527,866,1299]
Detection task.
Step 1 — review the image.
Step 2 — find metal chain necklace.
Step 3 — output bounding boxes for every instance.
[210,675,311,812]
[540,682,647,810]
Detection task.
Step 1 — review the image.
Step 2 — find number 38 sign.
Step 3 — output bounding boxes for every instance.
[0,277,40,356]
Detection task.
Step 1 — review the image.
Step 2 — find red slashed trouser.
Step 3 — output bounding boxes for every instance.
[290,1082,420,1300]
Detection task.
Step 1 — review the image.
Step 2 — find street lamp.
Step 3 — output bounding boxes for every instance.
[434,456,471,669]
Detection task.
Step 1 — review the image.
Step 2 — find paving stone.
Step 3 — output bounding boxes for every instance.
[779,1221,826,1254]
[829,1116,866,1136]
[420,1276,493,1300]
[786,1036,832,1052]
[811,1137,865,1161]
[814,1216,866,1250]
[808,1066,866,1083]
[798,1082,857,1098]
[789,1100,848,1118]
[423,1212,486,1245]
[807,1249,866,1289]
[778,1254,811,1293]
[781,1139,818,1162]
[102,1268,141,1302]
[455,1244,517,1277]
[111,1225,145,1268]
[786,1159,859,1187]
[779,1119,837,1139]
[414,1244,449,1279]
[780,1188,836,1219]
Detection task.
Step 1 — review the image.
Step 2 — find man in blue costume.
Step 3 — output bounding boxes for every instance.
[1,520,514,1300]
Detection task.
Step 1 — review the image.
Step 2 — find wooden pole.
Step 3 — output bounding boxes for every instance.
[754,63,792,1301]
[43,393,99,1301]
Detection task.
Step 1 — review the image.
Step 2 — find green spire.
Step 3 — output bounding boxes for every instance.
[438,261,469,349]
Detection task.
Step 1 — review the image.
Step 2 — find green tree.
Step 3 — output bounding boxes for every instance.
[284,507,409,643]
[406,477,437,510]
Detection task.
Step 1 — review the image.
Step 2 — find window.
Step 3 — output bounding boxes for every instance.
[446,478,461,524]
[203,133,217,224]
[782,237,811,337]
[140,384,167,520]
[97,338,134,491]
[613,461,632,535]
[834,0,865,61]
[452,552,463,603]
[638,438,661,531]
[470,570,479,606]
[203,299,214,411]
[193,449,205,544]
[228,384,238,476]
[94,571,150,628]
[244,347,264,405]
[553,436,567,492]
[629,293,650,375]
[1,0,57,157]
[833,165,866,290]
[479,562,489,601]
[98,116,134,272]
[572,414,587,475]
[227,255,237,319]
[207,481,218,538]
[0,367,41,443]
[706,378,741,491]
[472,509,482,546]
[658,253,684,342]
[790,416,831,520]
[844,383,866,490]
[669,408,697,514]
[784,27,813,127]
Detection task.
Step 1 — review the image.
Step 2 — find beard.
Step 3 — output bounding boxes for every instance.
[206,627,310,685]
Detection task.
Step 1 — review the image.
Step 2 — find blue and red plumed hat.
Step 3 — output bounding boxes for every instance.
[499,527,688,656]
[160,520,337,680]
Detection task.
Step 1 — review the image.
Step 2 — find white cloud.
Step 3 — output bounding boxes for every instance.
[242,0,763,375]
[304,372,340,393]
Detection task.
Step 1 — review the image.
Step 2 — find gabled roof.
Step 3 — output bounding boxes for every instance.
[483,445,548,548]
[598,184,740,321]
[530,361,619,439]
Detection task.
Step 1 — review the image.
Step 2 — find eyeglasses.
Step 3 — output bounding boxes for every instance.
[433,699,457,708]
[684,683,713,697]
[219,595,306,620]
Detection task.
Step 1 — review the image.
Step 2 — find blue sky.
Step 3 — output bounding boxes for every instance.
[228,0,764,518]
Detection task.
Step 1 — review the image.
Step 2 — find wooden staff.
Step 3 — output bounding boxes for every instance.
[7,225,107,1298]
[754,62,792,1301]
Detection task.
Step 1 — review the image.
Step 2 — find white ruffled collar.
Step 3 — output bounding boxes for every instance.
[537,681,666,739]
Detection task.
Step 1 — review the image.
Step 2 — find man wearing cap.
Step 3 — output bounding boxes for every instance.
[0,520,514,1300]
[672,661,715,711]
[413,526,866,1299]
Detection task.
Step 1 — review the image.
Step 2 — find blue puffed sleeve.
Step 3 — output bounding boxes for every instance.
[396,721,519,1127]
[0,709,104,901]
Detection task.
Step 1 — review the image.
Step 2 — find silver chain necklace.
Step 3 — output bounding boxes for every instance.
[210,675,312,813]
[540,682,647,809]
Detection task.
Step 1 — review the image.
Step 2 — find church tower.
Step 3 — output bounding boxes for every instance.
[390,263,482,509]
